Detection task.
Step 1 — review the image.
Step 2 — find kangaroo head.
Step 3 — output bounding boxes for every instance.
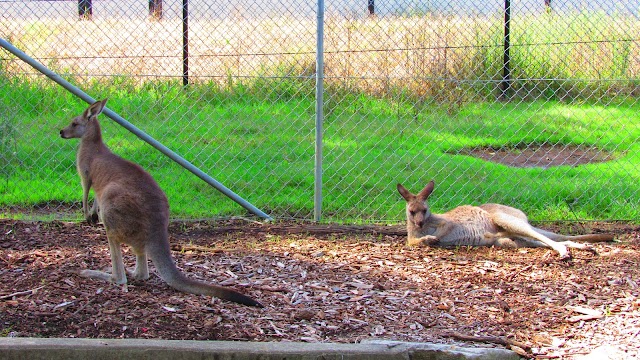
[60,99,107,139]
[397,181,435,229]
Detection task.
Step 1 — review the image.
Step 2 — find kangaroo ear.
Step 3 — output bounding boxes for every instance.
[417,180,435,201]
[84,98,108,119]
[397,183,414,202]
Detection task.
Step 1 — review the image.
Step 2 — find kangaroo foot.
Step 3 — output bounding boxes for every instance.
[127,268,150,281]
[79,269,128,292]
[559,250,573,262]
[86,212,99,225]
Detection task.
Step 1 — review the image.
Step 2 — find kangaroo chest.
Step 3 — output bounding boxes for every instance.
[432,206,498,246]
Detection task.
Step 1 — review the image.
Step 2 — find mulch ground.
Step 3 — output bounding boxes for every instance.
[1,218,639,359]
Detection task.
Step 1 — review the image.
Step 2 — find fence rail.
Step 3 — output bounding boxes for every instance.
[1,0,639,223]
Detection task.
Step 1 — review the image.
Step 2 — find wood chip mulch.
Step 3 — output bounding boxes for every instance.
[1,219,639,359]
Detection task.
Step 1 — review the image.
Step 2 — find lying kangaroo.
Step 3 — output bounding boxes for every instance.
[397,181,614,259]
[60,99,262,307]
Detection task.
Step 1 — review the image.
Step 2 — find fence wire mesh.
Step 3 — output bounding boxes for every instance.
[1,0,639,223]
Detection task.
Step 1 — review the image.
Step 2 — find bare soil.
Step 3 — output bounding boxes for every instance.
[462,144,617,168]
[1,219,639,359]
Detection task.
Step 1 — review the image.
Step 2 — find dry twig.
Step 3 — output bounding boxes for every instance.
[0,285,45,300]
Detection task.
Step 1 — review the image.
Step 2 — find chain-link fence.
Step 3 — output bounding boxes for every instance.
[1,0,639,223]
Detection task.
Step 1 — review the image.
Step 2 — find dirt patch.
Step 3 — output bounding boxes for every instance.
[1,219,639,358]
[458,144,617,168]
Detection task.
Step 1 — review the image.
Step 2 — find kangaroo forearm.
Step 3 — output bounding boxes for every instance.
[82,189,89,215]
[81,177,91,214]
[90,199,99,214]
[431,222,453,239]
[407,235,428,246]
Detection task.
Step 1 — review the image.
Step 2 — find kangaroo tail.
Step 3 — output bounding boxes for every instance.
[533,227,615,243]
[168,273,264,307]
[561,233,615,243]
[148,242,263,307]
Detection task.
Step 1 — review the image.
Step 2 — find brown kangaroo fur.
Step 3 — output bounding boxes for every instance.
[60,99,262,307]
[397,181,614,259]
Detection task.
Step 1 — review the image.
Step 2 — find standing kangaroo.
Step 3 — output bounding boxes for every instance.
[397,181,614,259]
[60,99,262,307]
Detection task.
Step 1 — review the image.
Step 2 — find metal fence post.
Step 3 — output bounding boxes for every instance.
[78,0,92,20]
[314,0,325,222]
[500,0,512,100]
[149,0,163,20]
[182,0,189,86]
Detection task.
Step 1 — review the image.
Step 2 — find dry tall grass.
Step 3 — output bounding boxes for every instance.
[3,13,638,100]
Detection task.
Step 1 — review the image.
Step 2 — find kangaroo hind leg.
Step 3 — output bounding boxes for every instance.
[490,212,570,259]
[80,232,129,291]
[531,226,594,252]
[129,247,150,281]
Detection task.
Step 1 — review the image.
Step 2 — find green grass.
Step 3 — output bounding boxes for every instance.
[1,73,639,222]
[1,11,638,222]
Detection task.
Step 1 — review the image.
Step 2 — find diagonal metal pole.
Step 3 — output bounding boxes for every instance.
[0,37,272,221]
